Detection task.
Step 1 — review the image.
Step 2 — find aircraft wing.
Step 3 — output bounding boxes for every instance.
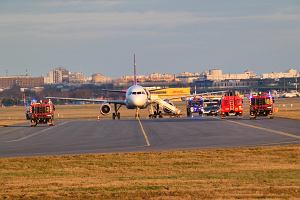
[102,89,127,93]
[45,97,126,105]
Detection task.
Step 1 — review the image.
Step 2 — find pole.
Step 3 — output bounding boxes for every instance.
[283,77,286,92]
[296,75,298,92]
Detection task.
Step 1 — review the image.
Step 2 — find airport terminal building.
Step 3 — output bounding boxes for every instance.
[0,76,44,89]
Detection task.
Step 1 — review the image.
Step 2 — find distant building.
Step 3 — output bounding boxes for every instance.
[176,72,200,83]
[119,73,176,84]
[44,67,69,84]
[200,69,257,81]
[262,69,299,79]
[120,75,147,83]
[0,76,44,89]
[91,73,112,84]
[148,73,175,82]
[69,72,85,83]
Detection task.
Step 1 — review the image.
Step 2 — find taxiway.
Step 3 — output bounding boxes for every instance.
[0,117,299,157]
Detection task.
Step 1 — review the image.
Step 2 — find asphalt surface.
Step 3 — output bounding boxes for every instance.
[0,116,299,157]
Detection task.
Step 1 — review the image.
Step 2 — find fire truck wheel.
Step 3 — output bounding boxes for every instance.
[30,120,37,127]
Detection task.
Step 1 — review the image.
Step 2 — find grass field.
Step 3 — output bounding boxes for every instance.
[1,97,299,126]
[0,145,299,199]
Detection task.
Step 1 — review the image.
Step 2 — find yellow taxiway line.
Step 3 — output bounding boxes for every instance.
[137,117,151,147]
[6,121,70,143]
[226,119,300,140]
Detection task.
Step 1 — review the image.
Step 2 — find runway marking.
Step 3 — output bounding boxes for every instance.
[226,120,300,139]
[137,117,150,147]
[6,121,70,143]
[0,127,26,136]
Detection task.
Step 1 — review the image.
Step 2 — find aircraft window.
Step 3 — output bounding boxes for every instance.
[132,92,137,95]
[137,92,142,94]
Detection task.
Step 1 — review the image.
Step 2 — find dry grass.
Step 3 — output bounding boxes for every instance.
[0,145,299,199]
[272,98,300,120]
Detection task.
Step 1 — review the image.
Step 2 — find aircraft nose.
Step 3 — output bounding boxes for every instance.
[131,97,145,107]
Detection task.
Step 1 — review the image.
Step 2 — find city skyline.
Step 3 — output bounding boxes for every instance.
[0,65,299,79]
[1,0,300,77]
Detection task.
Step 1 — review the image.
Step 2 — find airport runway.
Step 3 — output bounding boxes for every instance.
[0,117,299,157]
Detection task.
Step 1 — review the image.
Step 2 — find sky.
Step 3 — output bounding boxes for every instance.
[0,0,300,77]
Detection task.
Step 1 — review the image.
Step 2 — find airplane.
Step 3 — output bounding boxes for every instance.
[281,90,300,98]
[46,54,181,120]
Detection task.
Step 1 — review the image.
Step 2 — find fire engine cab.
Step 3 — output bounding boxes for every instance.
[220,91,243,118]
[249,92,274,119]
[26,99,55,127]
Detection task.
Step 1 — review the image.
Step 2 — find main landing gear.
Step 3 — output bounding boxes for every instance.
[112,104,122,120]
[148,104,163,119]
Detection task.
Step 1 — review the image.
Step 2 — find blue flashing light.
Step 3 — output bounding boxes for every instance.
[31,98,37,104]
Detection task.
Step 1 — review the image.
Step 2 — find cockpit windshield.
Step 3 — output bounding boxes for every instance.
[130,91,145,95]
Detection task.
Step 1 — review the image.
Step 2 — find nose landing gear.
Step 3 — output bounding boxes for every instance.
[135,108,140,119]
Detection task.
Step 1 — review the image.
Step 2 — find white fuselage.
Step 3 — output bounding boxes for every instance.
[125,85,149,109]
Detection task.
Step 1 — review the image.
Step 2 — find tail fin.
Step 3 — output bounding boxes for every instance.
[133,54,137,85]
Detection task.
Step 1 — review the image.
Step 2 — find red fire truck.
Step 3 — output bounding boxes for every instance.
[249,92,274,119]
[220,91,243,118]
[26,99,55,127]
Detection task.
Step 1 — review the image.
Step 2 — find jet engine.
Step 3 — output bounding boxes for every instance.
[163,99,175,114]
[100,103,111,115]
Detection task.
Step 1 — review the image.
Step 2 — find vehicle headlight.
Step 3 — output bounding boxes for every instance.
[190,107,194,112]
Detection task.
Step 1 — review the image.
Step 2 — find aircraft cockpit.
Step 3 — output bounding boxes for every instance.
[130,91,146,95]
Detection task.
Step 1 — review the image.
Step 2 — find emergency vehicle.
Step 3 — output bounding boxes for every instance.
[220,91,243,118]
[186,96,204,117]
[26,99,55,127]
[249,92,274,119]
[203,98,221,116]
